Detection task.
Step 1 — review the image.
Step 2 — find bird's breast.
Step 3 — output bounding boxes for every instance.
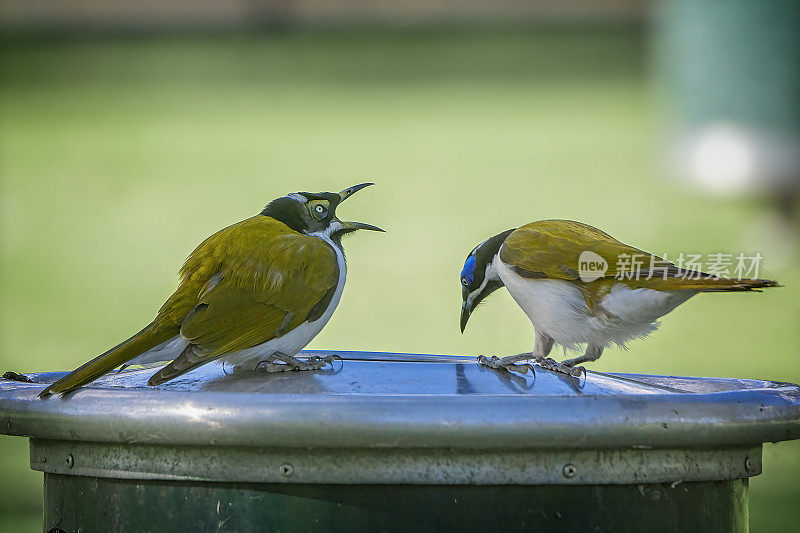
[497,260,590,340]
[312,236,347,327]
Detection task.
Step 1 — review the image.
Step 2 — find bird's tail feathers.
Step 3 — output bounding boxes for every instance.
[637,272,780,292]
[39,323,175,397]
[688,277,780,292]
[147,344,215,386]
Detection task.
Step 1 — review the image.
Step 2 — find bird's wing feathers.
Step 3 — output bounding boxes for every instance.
[500,220,663,281]
[170,217,339,359]
[498,220,777,292]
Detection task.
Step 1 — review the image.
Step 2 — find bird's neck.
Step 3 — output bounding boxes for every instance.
[484,253,501,283]
[261,198,308,233]
[308,221,348,253]
[479,228,515,281]
[308,225,347,260]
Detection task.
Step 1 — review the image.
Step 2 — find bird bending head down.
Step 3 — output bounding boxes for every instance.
[459,219,778,376]
[460,229,515,332]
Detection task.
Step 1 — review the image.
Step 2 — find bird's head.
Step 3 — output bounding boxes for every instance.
[460,229,515,332]
[262,182,384,241]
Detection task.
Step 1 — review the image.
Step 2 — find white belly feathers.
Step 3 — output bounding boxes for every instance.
[496,258,695,350]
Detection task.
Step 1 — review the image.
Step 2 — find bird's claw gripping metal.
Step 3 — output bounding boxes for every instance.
[533,357,585,378]
[476,355,534,375]
[477,355,584,378]
[256,354,342,373]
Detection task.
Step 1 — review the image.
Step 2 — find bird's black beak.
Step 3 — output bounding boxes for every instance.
[460,301,471,333]
[338,182,374,202]
[338,221,385,233]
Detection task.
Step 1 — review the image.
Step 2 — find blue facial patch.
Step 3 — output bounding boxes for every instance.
[461,255,476,285]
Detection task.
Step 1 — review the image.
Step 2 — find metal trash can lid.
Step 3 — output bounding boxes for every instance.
[1,351,799,449]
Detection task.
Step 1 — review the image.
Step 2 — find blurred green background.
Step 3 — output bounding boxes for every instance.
[1,26,798,531]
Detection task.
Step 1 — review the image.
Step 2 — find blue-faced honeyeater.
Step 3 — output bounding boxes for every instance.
[460,219,779,376]
[39,183,383,397]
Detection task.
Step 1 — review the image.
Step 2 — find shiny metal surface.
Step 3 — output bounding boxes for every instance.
[2,351,798,451]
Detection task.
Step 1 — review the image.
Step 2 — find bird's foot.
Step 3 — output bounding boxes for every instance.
[532,357,585,378]
[476,355,534,375]
[256,354,341,373]
[300,355,341,371]
[2,371,32,383]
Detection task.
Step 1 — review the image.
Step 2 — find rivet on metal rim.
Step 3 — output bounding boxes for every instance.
[744,456,753,473]
[65,454,74,469]
[562,463,577,478]
[280,463,294,478]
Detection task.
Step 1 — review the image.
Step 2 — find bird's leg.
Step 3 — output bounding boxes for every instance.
[560,345,603,368]
[539,345,603,377]
[477,332,554,374]
[256,352,339,373]
[526,334,584,376]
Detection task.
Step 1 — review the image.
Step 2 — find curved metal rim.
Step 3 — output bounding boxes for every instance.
[2,386,799,449]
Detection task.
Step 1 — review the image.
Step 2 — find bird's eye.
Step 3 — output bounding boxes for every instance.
[461,277,469,286]
[313,204,327,219]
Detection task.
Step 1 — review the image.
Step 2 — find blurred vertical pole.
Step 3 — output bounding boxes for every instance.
[654,0,800,222]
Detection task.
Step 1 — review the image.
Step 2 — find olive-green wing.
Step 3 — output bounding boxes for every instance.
[499,220,668,281]
[41,216,340,395]
[499,220,779,295]
[148,217,339,385]
[183,235,338,357]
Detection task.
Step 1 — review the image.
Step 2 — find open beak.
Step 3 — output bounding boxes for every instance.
[336,182,384,232]
[460,301,471,333]
[339,220,385,232]
[338,182,374,202]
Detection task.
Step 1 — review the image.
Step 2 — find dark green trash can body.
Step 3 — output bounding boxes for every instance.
[42,475,748,533]
[2,351,798,532]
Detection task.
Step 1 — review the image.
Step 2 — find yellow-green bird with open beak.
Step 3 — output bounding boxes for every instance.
[39,183,383,397]
[460,220,778,376]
